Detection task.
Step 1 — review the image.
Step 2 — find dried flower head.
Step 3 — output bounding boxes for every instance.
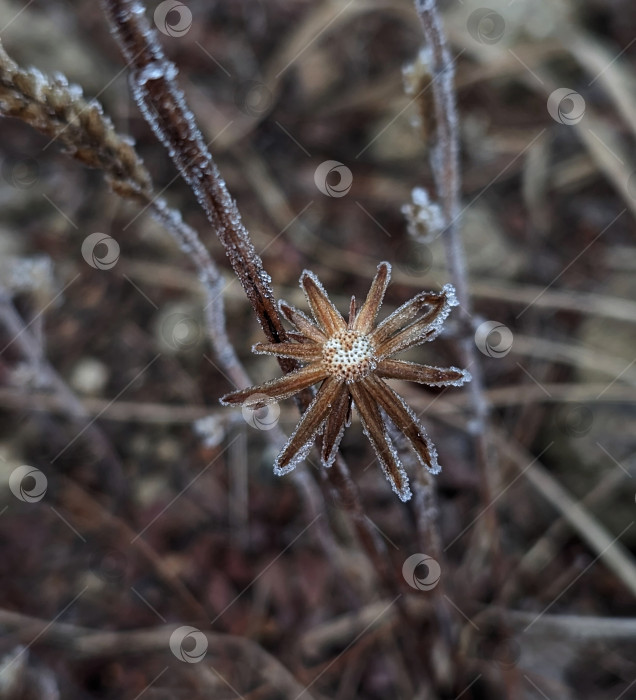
[221,263,471,501]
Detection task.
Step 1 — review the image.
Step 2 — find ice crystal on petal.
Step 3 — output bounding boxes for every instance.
[322,421,346,469]
[274,430,321,476]
[442,283,458,307]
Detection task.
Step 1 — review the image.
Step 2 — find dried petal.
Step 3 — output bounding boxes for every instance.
[365,374,439,474]
[376,324,438,359]
[353,261,391,334]
[279,300,326,343]
[321,384,351,468]
[253,342,322,361]
[300,270,346,335]
[220,364,328,406]
[347,295,357,330]
[377,359,471,387]
[276,376,344,471]
[350,381,411,500]
[371,288,450,348]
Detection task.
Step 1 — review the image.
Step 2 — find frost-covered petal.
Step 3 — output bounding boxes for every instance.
[353,262,391,334]
[347,295,357,330]
[376,324,438,359]
[275,376,344,472]
[279,300,326,343]
[253,342,322,361]
[349,382,411,501]
[220,364,327,406]
[365,375,440,475]
[377,359,471,387]
[371,285,455,349]
[321,384,351,468]
[285,331,315,344]
[300,270,346,335]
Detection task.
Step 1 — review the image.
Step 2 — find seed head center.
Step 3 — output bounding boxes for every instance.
[322,330,376,382]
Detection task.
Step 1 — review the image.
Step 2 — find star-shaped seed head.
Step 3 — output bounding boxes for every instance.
[322,330,377,381]
[221,262,471,501]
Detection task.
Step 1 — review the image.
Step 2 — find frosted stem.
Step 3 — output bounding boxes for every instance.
[100,0,394,593]
[413,0,496,534]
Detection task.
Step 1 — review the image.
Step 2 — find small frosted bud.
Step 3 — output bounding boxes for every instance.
[402,187,445,241]
[193,415,225,448]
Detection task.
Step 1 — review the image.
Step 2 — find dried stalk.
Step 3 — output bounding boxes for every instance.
[0,38,344,577]
[413,0,496,540]
[0,609,314,699]
[0,39,248,390]
[0,293,129,501]
[99,0,393,590]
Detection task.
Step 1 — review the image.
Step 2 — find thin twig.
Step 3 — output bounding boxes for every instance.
[413,0,497,542]
[0,609,314,699]
[99,0,394,594]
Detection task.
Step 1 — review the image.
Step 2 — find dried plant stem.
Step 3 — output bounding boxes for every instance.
[100,0,393,592]
[144,197,249,389]
[0,609,314,699]
[0,294,128,501]
[99,0,291,357]
[414,0,497,540]
[0,39,245,391]
[0,39,339,582]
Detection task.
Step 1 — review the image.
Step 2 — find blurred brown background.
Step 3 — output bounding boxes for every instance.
[1,0,635,698]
